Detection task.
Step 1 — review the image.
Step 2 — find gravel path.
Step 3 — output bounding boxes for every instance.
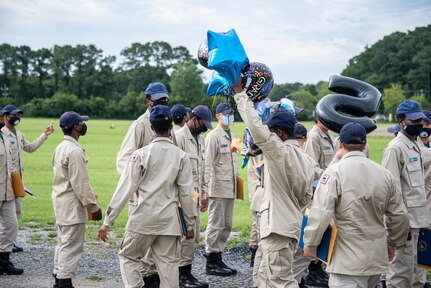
[1,227,255,288]
[1,227,330,288]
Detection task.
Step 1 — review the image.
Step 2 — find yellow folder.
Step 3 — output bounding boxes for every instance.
[236,176,244,200]
[11,172,25,197]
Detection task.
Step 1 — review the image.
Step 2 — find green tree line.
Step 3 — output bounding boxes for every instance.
[0,24,430,120]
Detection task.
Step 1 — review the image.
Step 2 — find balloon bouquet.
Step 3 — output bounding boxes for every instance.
[197,29,275,167]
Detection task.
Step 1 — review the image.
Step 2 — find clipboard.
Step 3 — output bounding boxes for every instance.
[417,228,431,270]
[236,175,244,200]
[87,194,99,221]
[298,209,338,265]
[176,205,188,237]
[11,172,25,197]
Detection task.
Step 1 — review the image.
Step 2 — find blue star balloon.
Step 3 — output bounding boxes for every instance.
[206,71,233,96]
[207,29,249,85]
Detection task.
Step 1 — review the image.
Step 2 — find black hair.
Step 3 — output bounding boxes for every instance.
[151,119,171,134]
[271,125,294,139]
[61,125,74,136]
[396,113,406,121]
[173,114,186,125]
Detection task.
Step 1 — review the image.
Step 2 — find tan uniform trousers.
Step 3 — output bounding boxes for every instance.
[387,228,427,288]
[292,248,312,283]
[128,202,157,277]
[258,232,298,288]
[0,200,18,252]
[205,197,234,253]
[249,211,259,249]
[328,273,380,288]
[53,223,85,279]
[252,211,262,287]
[15,196,22,220]
[118,231,180,288]
[180,204,200,267]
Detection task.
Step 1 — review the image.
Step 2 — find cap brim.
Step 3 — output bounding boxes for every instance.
[263,119,273,128]
[295,107,304,114]
[11,109,23,115]
[387,124,400,133]
[203,120,213,129]
[80,116,90,122]
[150,93,169,100]
[185,107,192,113]
[406,111,426,121]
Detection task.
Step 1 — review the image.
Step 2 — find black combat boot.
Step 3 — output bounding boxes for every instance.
[12,244,23,253]
[205,252,234,276]
[216,252,237,275]
[57,278,74,288]
[0,252,24,275]
[250,247,257,267]
[143,273,160,288]
[53,274,60,288]
[304,261,328,287]
[179,264,209,288]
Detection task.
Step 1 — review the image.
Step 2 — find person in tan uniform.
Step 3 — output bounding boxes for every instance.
[99,105,195,288]
[116,82,170,287]
[303,113,335,287]
[304,122,410,288]
[175,105,212,288]
[382,100,430,288]
[0,107,23,275]
[52,111,102,288]
[1,104,54,253]
[204,102,238,276]
[172,104,191,133]
[233,86,314,287]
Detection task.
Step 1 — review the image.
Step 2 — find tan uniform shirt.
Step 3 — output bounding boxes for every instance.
[1,126,47,174]
[52,136,99,226]
[248,154,265,212]
[305,151,409,275]
[420,145,431,225]
[235,92,314,240]
[173,124,182,134]
[204,124,237,199]
[0,132,13,201]
[116,110,153,175]
[104,138,195,235]
[304,125,335,175]
[175,125,208,201]
[382,133,430,228]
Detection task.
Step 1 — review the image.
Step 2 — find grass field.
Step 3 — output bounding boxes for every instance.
[17,118,395,244]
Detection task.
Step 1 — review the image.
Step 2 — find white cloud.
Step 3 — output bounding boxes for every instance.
[0,0,430,83]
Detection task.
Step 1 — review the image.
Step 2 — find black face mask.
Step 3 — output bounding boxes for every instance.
[404,124,423,136]
[0,123,4,129]
[194,119,207,134]
[79,123,87,136]
[8,116,20,126]
[420,128,431,138]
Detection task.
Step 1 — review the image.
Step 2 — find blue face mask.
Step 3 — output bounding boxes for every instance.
[221,114,234,127]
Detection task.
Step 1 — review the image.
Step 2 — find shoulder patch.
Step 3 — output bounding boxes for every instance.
[320,173,330,185]
[130,153,138,163]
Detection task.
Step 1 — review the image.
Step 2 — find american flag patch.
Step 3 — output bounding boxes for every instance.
[130,154,138,163]
[320,173,330,185]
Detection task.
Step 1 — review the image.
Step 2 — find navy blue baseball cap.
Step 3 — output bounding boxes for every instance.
[396,100,425,120]
[150,105,172,124]
[145,82,169,100]
[263,111,297,130]
[171,104,189,121]
[294,123,307,139]
[3,104,23,115]
[387,123,400,134]
[192,105,213,129]
[59,111,89,128]
[0,106,5,116]
[339,122,366,144]
[216,103,233,115]
[423,110,431,123]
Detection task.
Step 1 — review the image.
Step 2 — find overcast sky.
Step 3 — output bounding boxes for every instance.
[1,0,430,84]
